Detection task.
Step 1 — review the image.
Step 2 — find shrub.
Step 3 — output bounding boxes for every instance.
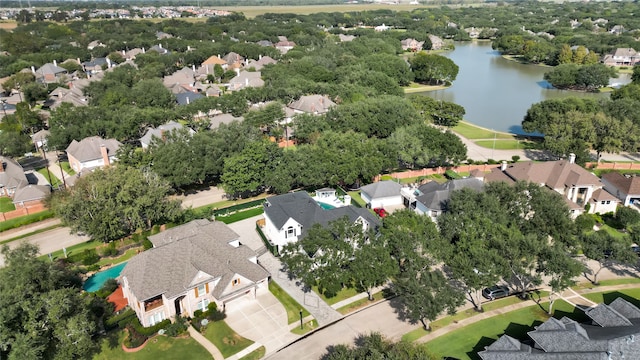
[444,169,461,180]
[165,315,188,337]
[82,249,100,266]
[511,155,520,163]
[575,213,596,232]
[487,159,498,164]
[132,317,170,336]
[86,264,100,272]
[617,206,640,229]
[124,325,148,349]
[101,243,118,257]
[142,238,153,250]
[105,308,136,330]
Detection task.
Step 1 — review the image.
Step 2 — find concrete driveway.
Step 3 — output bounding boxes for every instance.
[224,290,298,354]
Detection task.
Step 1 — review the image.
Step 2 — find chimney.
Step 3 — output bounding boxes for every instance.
[259,54,262,60]
[106,58,112,68]
[569,153,576,164]
[142,47,146,53]
[245,78,249,86]
[77,57,81,64]
[53,59,57,67]
[122,50,126,55]
[160,130,166,141]
[217,54,220,59]
[235,68,240,76]
[501,160,507,171]
[31,66,36,74]
[187,45,191,51]
[100,144,110,167]
[192,65,196,72]
[186,96,190,105]
[159,43,162,49]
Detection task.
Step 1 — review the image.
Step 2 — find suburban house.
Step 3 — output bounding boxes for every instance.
[66,136,122,172]
[227,71,264,91]
[428,34,445,50]
[209,113,243,130]
[33,61,68,83]
[338,34,356,42]
[261,191,380,252]
[360,180,403,209]
[275,40,296,54]
[121,220,270,327]
[483,155,615,218]
[402,178,484,222]
[139,121,194,149]
[479,297,640,359]
[81,57,110,75]
[0,156,28,197]
[12,184,51,208]
[401,38,424,52]
[602,48,640,66]
[175,91,204,105]
[31,129,50,151]
[201,55,228,72]
[601,172,640,207]
[245,55,277,71]
[288,95,336,115]
[222,52,244,69]
[163,67,196,88]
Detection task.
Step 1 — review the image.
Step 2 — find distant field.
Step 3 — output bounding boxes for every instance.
[216,4,436,17]
[0,21,17,30]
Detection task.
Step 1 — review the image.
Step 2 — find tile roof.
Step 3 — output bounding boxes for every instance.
[66,136,122,163]
[122,220,269,301]
[360,180,402,200]
[263,192,380,237]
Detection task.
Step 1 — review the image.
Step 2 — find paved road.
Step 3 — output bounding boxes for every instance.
[0,226,90,266]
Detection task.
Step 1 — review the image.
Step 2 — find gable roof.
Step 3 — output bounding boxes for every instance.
[175,91,204,105]
[202,55,227,66]
[245,56,277,71]
[485,160,601,190]
[140,121,192,146]
[602,172,640,195]
[0,156,28,189]
[66,136,122,163]
[229,71,264,88]
[288,95,336,114]
[416,178,484,211]
[360,181,402,199]
[222,52,244,64]
[36,63,67,76]
[263,191,380,237]
[209,114,243,130]
[13,184,51,203]
[122,220,269,301]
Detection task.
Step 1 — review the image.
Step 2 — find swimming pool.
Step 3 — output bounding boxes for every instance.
[318,202,336,210]
[83,262,127,292]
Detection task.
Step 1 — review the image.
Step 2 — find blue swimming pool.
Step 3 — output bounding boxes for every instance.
[83,262,127,292]
[318,202,336,210]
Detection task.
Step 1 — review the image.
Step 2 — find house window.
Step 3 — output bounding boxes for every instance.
[286,226,295,238]
[601,201,606,204]
[148,312,164,326]
[196,299,210,312]
[606,201,611,204]
[232,278,240,286]
[196,284,206,297]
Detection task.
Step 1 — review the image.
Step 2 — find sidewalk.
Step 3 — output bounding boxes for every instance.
[415,282,640,344]
[187,325,223,360]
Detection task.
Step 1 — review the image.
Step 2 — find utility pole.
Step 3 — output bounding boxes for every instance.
[57,150,66,189]
[40,144,54,189]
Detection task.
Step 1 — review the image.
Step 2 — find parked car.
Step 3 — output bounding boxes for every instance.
[632,244,640,257]
[482,285,510,300]
[373,207,388,218]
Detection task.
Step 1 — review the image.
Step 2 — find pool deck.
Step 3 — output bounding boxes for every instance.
[313,196,346,208]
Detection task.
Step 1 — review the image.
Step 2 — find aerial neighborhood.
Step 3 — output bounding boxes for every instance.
[3,1,640,359]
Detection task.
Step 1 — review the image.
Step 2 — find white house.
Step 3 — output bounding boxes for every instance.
[360,181,403,209]
[261,191,380,252]
[601,172,640,207]
[66,136,122,172]
[403,178,484,222]
[121,220,269,327]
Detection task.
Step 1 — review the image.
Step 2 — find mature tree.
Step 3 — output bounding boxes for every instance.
[130,79,175,108]
[408,95,465,127]
[632,65,640,84]
[616,205,640,229]
[221,140,282,197]
[0,244,102,360]
[244,101,285,135]
[557,44,573,64]
[47,166,182,242]
[580,231,637,285]
[322,332,437,360]
[388,123,467,168]
[349,232,397,301]
[147,129,203,188]
[1,72,35,95]
[409,52,459,85]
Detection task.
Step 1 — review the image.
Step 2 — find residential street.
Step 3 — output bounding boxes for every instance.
[0,225,89,267]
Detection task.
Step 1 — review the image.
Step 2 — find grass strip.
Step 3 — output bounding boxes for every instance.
[269,281,311,324]
[0,210,55,232]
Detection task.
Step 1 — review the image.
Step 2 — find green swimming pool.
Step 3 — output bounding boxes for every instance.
[83,262,127,292]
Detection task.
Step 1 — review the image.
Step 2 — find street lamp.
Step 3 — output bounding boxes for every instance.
[299,309,303,330]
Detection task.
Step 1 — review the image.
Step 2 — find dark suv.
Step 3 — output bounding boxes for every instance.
[482,285,510,300]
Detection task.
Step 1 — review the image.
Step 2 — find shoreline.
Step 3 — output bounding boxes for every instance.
[404,83,449,93]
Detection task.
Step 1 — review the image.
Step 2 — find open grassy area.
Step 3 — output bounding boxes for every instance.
[475,139,542,150]
[347,191,367,207]
[404,82,448,93]
[312,285,359,306]
[269,281,311,325]
[0,210,55,232]
[452,121,516,140]
[336,291,387,315]
[37,168,62,188]
[190,193,269,214]
[403,292,549,342]
[0,197,16,212]
[96,248,140,267]
[93,331,211,360]
[582,288,640,306]
[202,321,254,358]
[239,345,266,360]
[573,278,640,291]
[216,207,264,224]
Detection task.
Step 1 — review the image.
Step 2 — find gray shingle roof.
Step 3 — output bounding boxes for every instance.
[66,136,122,163]
[288,95,336,114]
[122,220,269,301]
[0,156,28,189]
[175,91,203,105]
[415,178,484,211]
[12,184,50,203]
[360,181,402,200]
[263,192,380,237]
[139,121,190,146]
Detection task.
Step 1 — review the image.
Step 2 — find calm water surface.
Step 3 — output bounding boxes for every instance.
[421,41,630,135]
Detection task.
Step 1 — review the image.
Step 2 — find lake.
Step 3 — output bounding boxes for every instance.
[421,41,631,135]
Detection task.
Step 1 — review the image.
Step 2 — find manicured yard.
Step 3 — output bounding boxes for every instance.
[93,331,211,360]
[312,285,359,305]
[44,239,101,261]
[61,161,76,175]
[0,197,16,212]
[290,319,318,335]
[37,168,62,188]
[337,291,386,315]
[96,248,141,267]
[239,345,266,360]
[452,121,516,140]
[191,193,269,215]
[216,207,264,224]
[582,288,640,307]
[202,320,254,358]
[0,210,55,232]
[347,191,366,207]
[269,281,310,324]
[474,139,541,150]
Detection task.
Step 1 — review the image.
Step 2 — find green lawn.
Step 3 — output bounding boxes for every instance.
[61,161,76,176]
[290,319,318,335]
[0,197,16,212]
[337,291,387,315]
[191,193,269,215]
[0,210,55,232]
[93,331,211,360]
[202,321,253,358]
[452,121,516,140]
[239,345,266,360]
[312,285,359,305]
[474,139,542,150]
[216,207,264,224]
[43,239,101,261]
[597,224,629,239]
[582,288,640,307]
[347,191,366,207]
[269,281,311,324]
[37,168,62,188]
[96,248,140,267]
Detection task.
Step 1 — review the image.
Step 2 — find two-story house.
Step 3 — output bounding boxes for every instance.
[66,136,122,172]
[121,220,269,327]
